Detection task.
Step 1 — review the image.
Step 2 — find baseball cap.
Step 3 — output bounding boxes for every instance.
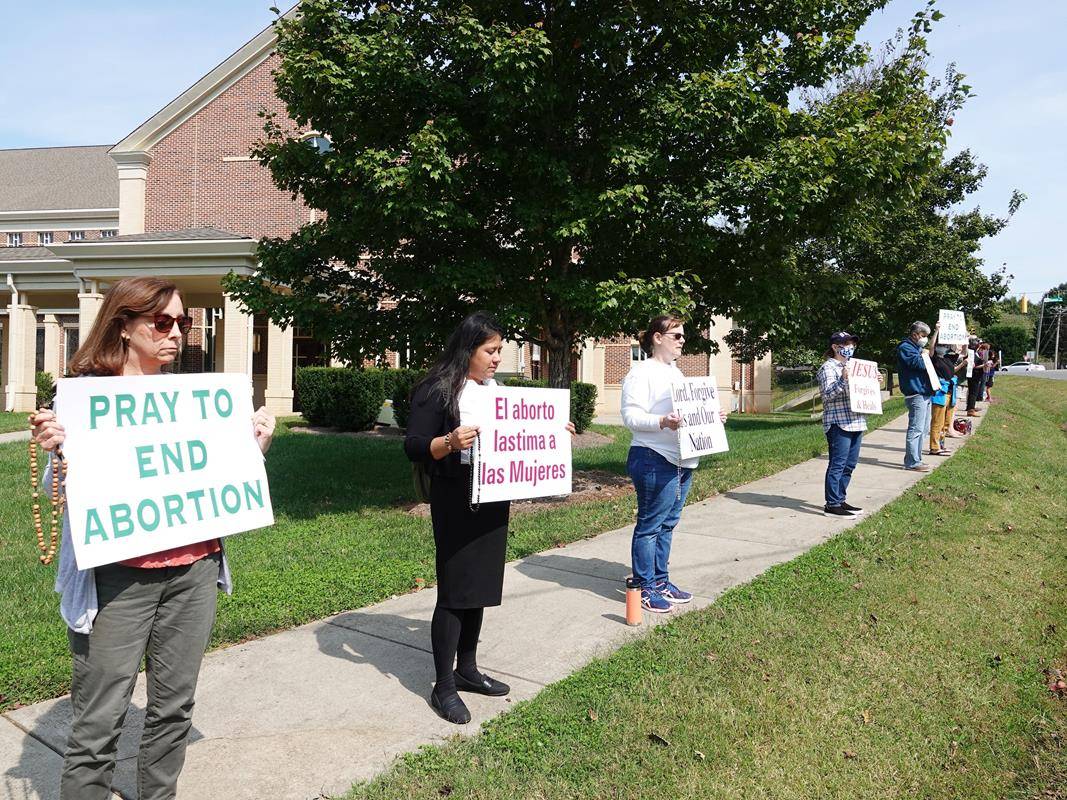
[829,331,859,345]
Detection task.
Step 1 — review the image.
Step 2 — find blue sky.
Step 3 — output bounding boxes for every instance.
[0,1,1061,297]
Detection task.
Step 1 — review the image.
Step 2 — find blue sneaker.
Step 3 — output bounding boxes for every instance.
[641,588,672,614]
[658,581,693,604]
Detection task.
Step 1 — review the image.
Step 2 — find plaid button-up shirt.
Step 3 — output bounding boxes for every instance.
[817,358,869,433]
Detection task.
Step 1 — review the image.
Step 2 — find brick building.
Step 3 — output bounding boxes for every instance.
[1,10,771,416]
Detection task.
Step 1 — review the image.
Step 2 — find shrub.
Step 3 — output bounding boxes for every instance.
[36,372,56,408]
[503,377,598,433]
[390,369,426,429]
[296,367,387,431]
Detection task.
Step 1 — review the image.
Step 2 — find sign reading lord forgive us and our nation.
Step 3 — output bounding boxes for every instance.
[56,373,274,569]
[846,358,883,415]
[671,376,729,460]
[462,384,572,504]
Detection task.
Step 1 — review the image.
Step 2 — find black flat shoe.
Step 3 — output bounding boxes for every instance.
[430,689,471,724]
[454,670,511,697]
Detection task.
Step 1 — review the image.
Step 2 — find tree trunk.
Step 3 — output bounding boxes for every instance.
[546,341,573,389]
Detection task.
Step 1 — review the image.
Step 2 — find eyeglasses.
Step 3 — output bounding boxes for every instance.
[150,314,193,334]
[661,332,685,341]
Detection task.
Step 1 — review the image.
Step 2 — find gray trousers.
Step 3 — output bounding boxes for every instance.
[60,553,220,800]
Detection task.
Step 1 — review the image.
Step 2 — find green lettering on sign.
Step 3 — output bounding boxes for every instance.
[84,509,109,544]
[136,445,157,478]
[89,397,109,430]
[115,395,136,427]
[137,499,160,532]
[110,504,134,538]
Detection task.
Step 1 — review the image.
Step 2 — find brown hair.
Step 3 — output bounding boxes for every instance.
[68,277,182,376]
[639,314,684,355]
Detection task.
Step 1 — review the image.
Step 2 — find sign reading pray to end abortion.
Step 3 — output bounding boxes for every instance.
[56,373,274,569]
[846,358,883,415]
[462,385,573,503]
[670,376,729,459]
[937,309,969,346]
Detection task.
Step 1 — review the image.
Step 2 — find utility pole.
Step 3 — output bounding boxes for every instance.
[1034,292,1047,363]
[1054,308,1065,370]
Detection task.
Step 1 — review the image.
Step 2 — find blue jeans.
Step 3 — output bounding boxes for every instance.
[627,447,693,590]
[904,394,932,468]
[824,425,863,507]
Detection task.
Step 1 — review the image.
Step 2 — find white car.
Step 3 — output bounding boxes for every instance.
[999,361,1046,374]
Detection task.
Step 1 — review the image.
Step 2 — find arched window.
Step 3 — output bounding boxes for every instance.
[302,132,333,154]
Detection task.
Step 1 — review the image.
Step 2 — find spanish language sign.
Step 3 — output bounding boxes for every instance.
[670,376,729,459]
[921,352,942,393]
[56,373,273,569]
[846,358,883,415]
[462,384,572,503]
[938,309,969,346]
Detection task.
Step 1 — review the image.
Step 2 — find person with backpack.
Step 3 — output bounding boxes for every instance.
[404,311,574,724]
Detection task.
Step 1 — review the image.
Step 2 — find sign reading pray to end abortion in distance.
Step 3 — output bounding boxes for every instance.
[462,385,572,504]
[670,376,729,459]
[938,309,969,346]
[921,352,942,393]
[846,358,883,415]
[56,373,274,570]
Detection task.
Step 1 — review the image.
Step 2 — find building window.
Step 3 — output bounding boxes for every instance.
[101,229,117,238]
[6,232,22,247]
[69,230,85,241]
[64,327,80,367]
[631,343,648,361]
[302,132,333,154]
[38,231,54,245]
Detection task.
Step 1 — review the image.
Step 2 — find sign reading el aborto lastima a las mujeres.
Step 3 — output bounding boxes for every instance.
[55,373,274,570]
[461,384,572,504]
[670,376,729,460]
[846,358,883,415]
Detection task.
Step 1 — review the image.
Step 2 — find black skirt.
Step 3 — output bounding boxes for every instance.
[430,467,510,608]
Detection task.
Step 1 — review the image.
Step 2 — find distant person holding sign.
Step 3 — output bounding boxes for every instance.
[964,337,986,417]
[621,315,729,614]
[896,321,936,472]
[816,332,868,518]
[929,337,968,456]
[404,312,575,725]
[29,277,276,800]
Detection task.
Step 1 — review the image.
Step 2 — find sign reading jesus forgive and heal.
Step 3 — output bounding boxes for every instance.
[670,376,729,460]
[846,358,883,415]
[56,373,274,570]
[461,384,572,504]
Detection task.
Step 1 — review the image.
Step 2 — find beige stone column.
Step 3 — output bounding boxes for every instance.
[264,320,294,415]
[42,314,62,378]
[1,317,10,409]
[78,289,105,341]
[6,300,39,412]
[220,294,252,375]
[112,151,152,235]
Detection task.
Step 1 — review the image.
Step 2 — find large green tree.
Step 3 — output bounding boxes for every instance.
[228,0,958,385]
[765,147,1021,366]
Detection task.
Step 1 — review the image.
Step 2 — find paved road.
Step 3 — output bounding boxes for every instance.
[1027,369,1067,381]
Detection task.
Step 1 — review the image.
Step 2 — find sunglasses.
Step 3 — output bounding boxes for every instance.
[661,332,685,341]
[150,314,193,334]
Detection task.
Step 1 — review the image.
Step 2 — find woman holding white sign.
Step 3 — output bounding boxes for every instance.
[621,315,728,614]
[816,332,868,518]
[404,312,576,725]
[30,277,276,800]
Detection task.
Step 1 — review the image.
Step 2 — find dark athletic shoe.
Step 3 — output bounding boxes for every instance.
[430,688,471,724]
[454,670,511,697]
[839,503,865,515]
[824,505,853,518]
[657,581,693,604]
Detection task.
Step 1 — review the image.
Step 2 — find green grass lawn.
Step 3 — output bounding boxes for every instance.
[0,411,29,434]
[344,376,1067,799]
[0,399,902,710]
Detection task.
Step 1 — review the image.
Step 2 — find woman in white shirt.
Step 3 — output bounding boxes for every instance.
[621,315,727,613]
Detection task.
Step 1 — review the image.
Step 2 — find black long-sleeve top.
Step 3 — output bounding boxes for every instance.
[403,381,465,478]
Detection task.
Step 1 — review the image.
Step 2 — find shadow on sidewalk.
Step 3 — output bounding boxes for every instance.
[316,614,435,704]
[722,491,825,515]
[515,555,630,602]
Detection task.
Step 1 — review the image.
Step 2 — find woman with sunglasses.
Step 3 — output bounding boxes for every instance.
[621,315,728,613]
[30,277,275,800]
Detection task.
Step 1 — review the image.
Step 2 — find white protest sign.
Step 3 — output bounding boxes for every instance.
[938,310,969,345]
[56,373,274,569]
[462,384,572,503]
[966,348,975,378]
[846,358,883,415]
[670,376,728,459]
[920,352,941,393]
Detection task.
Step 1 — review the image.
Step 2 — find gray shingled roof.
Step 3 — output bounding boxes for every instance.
[0,145,119,212]
[102,228,249,242]
[0,246,64,262]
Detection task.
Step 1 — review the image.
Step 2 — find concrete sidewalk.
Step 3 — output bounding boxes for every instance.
[1,408,978,800]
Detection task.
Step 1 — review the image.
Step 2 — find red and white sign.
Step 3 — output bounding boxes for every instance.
[846,358,882,415]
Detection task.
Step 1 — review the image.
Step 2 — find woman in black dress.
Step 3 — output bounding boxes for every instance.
[404,312,529,724]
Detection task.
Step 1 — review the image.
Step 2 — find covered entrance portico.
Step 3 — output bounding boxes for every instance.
[1,228,294,415]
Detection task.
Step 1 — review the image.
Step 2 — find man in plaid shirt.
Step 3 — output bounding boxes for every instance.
[817,332,869,517]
